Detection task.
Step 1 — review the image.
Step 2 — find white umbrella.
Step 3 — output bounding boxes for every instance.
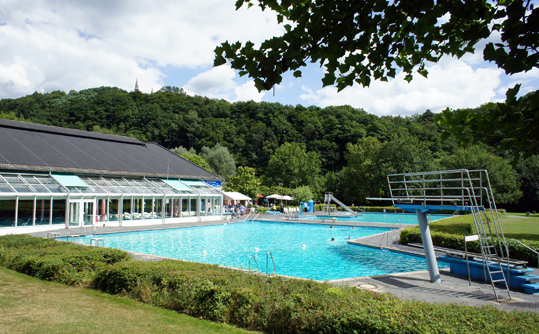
[281,195,294,201]
[266,194,283,199]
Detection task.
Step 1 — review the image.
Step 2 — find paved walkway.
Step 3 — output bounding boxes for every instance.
[28,214,538,313]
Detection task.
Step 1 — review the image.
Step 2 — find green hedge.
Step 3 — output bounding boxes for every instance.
[400,227,539,265]
[1,235,538,333]
[0,234,128,285]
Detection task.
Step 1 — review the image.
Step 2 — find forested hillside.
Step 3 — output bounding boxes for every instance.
[1,86,537,211]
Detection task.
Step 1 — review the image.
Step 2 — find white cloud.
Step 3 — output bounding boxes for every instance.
[183,65,265,102]
[300,57,504,116]
[0,0,282,98]
[1,1,537,115]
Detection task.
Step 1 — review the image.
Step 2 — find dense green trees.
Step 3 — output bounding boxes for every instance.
[216,0,538,161]
[0,87,536,210]
[264,142,321,191]
[200,144,237,178]
[439,145,522,205]
[224,166,261,199]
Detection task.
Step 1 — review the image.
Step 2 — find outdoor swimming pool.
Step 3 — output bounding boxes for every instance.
[301,212,453,224]
[81,221,449,280]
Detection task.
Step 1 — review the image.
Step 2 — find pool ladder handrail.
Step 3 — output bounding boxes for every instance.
[90,238,105,247]
[242,211,254,222]
[380,231,399,249]
[66,235,81,243]
[266,251,276,275]
[47,232,60,239]
[248,255,259,272]
[250,213,260,223]
[82,225,97,235]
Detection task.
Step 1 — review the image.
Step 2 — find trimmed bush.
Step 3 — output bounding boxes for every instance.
[256,207,268,214]
[0,234,128,285]
[400,227,539,265]
[1,235,538,333]
[91,259,539,333]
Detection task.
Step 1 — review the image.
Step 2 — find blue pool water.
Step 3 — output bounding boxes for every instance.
[81,221,448,280]
[301,212,452,224]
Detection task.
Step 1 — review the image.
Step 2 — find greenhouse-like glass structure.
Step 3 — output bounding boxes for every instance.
[0,119,223,232]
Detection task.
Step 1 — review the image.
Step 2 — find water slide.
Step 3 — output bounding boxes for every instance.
[324,192,359,216]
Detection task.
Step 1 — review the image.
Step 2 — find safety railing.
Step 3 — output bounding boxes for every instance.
[248,255,258,272]
[266,251,276,275]
[510,239,539,268]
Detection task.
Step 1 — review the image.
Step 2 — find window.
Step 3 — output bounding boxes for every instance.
[0,199,16,227]
[17,199,34,226]
[35,198,51,225]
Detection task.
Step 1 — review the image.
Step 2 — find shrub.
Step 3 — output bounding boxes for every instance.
[400,227,539,264]
[1,235,538,333]
[256,207,268,214]
[0,235,128,285]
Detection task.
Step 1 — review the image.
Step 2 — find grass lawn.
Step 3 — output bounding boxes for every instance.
[505,212,539,218]
[432,214,539,241]
[0,266,258,334]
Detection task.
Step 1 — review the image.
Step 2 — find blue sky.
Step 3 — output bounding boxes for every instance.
[1,0,537,117]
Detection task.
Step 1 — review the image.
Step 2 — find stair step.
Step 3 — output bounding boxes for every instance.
[523,283,539,295]
[491,279,507,283]
[514,275,539,282]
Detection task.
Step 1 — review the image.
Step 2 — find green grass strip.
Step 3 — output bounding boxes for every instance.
[1,234,538,334]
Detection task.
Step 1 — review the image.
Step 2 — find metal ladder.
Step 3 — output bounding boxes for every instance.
[247,251,276,275]
[464,171,511,302]
[386,169,511,301]
[323,192,358,216]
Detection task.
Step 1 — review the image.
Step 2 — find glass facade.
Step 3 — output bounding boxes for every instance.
[0,173,223,228]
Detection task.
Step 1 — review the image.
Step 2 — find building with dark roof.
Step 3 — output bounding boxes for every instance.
[0,119,223,233]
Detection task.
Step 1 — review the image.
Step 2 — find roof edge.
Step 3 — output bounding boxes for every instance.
[0,163,222,181]
[0,119,144,146]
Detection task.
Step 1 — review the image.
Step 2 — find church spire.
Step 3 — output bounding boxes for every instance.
[134,79,140,92]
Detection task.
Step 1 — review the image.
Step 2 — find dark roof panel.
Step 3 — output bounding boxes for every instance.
[0,119,142,144]
[0,119,220,180]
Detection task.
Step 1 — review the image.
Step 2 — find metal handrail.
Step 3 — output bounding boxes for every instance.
[510,239,539,268]
[266,251,276,275]
[242,211,253,222]
[390,236,399,249]
[90,238,104,247]
[380,231,388,248]
[251,213,260,223]
[248,255,258,272]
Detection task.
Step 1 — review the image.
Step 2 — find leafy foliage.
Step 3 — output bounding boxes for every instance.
[264,142,321,190]
[0,87,537,208]
[215,0,503,91]
[200,144,237,178]
[438,88,539,163]
[341,135,435,205]
[0,235,128,285]
[216,0,538,161]
[2,234,538,333]
[439,145,522,204]
[290,185,314,203]
[180,153,212,171]
[224,166,261,199]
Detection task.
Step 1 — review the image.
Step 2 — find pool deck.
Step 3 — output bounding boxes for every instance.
[28,213,539,314]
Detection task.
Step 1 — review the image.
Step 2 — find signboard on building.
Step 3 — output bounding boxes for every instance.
[204,180,222,187]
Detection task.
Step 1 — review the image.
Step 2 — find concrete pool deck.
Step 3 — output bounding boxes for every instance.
[28,214,539,313]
